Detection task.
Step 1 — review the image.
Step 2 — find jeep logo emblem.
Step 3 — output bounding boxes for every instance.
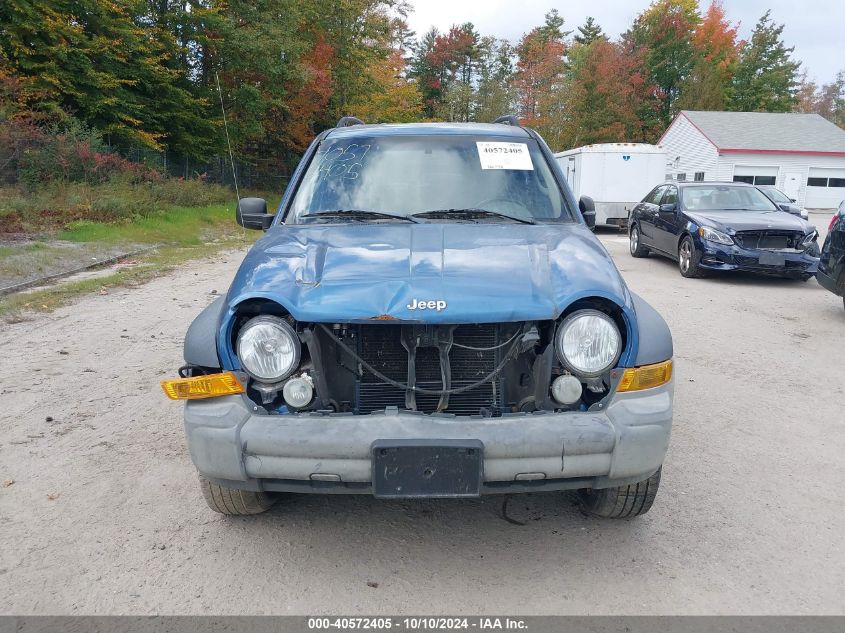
[406,298,447,311]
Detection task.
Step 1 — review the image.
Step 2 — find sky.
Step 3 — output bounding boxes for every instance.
[405,0,843,84]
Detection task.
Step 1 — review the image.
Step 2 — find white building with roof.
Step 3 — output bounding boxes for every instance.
[658,110,845,210]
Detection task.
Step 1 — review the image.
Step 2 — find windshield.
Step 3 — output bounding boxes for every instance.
[287,135,573,223]
[681,185,779,212]
[762,187,790,203]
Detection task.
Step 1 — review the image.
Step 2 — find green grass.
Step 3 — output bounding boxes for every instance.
[0,188,283,319]
[0,196,287,318]
[56,204,241,246]
[0,243,47,257]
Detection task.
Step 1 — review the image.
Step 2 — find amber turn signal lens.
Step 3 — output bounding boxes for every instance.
[160,372,245,400]
[616,360,673,393]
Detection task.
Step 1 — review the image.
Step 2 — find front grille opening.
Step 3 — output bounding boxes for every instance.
[734,230,803,250]
[356,324,506,416]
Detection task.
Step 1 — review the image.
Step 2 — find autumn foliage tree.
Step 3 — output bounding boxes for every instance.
[677,0,739,110]
[0,0,838,194]
[563,40,654,147]
[347,49,423,123]
[626,0,700,126]
[513,10,568,143]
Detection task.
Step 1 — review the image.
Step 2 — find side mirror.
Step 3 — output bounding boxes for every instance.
[659,203,677,213]
[236,197,274,230]
[579,195,596,231]
[789,198,797,203]
[779,204,799,215]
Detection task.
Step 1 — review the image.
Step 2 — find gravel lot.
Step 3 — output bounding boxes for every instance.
[1,220,843,615]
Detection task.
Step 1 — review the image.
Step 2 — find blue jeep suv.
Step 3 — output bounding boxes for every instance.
[162,117,674,519]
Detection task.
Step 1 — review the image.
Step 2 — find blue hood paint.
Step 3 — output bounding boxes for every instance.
[225,222,632,323]
[218,222,639,369]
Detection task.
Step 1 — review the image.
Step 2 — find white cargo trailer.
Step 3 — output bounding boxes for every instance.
[554,143,668,227]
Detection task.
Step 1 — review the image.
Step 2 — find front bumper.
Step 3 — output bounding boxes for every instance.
[696,239,819,276]
[183,378,673,495]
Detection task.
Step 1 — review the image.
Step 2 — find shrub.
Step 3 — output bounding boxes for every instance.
[16,119,163,187]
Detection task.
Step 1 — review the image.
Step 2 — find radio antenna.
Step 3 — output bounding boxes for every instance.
[215,71,240,201]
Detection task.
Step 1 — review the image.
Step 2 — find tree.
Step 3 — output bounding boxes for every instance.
[574,17,605,45]
[798,71,845,129]
[347,50,423,122]
[730,10,800,112]
[0,0,215,155]
[626,0,700,126]
[563,39,654,147]
[535,9,570,44]
[473,37,516,122]
[408,24,481,120]
[309,0,397,119]
[816,72,845,129]
[514,11,568,136]
[409,27,442,117]
[677,0,739,110]
[794,72,820,113]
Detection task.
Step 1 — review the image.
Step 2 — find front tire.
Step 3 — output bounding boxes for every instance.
[577,467,662,518]
[199,475,277,515]
[678,235,706,278]
[629,224,649,258]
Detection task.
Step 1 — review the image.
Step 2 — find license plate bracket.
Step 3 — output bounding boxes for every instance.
[371,439,483,498]
[758,252,786,266]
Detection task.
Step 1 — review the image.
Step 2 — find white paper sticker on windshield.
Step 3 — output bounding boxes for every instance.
[476,142,534,170]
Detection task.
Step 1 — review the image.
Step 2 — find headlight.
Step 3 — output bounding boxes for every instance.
[801,231,817,248]
[698,226,733,245]
[555,309,622,378]
[236,315,300,382]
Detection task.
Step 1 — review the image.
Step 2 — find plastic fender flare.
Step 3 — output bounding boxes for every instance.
[184,296,225,368]
[630,293,673,366]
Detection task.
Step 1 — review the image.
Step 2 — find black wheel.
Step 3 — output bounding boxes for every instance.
[629,224,649,258]
[678,235,706,278]
[199,475,277,515]
[578,467,662,519]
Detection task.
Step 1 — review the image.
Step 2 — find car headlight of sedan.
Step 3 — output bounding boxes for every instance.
[236,315,300,382]
[698,226,733,245]
[555,309,622,378]
[801,231,818,248]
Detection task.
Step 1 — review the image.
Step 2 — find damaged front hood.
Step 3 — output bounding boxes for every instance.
[687,209,810,233]
[227,222,630,323]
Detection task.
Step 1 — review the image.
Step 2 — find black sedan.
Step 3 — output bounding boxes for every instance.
[756,185,808,220]
[817,201,845,310]
[628,181,820,280]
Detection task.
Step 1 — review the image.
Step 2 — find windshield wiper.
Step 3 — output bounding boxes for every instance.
[302,210,419,223]
[411,208,536,225]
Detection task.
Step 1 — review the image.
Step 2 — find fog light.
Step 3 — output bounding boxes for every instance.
[551,375,582,405]
[283,376,313,408]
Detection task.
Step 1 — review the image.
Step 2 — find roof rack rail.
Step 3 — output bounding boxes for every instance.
[493,115,520,127]
[336,116,365,127]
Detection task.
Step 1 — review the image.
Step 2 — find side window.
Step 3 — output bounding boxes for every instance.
[662,186,678,206]
[646,185,666,205]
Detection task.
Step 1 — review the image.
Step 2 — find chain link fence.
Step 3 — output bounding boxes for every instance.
[114,146,292,193]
